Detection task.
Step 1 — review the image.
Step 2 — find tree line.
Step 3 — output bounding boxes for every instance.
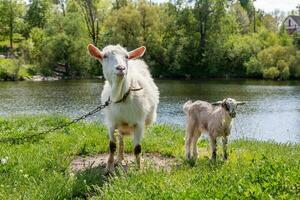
[0,0,300,80]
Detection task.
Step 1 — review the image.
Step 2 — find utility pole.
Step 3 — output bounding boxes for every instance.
[297,4,300,15]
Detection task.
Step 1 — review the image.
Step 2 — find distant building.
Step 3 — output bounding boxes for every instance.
[283,15,300,34]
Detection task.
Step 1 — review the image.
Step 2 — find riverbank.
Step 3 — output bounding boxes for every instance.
[2,75,300,82]
[0,116,299,199]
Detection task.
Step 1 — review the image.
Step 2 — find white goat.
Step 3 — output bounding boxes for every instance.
[183,98,245,161]
[88,44,159,172]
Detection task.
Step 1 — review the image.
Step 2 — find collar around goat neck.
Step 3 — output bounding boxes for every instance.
[109,87,143,104]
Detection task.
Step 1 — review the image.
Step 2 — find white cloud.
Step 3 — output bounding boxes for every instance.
[153,0,299,14]
[254,0,298,13]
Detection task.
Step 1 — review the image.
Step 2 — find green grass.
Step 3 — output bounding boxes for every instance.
[0,116,299,199]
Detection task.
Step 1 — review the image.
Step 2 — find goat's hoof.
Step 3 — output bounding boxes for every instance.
[186,154,191,160]
[105,165,114,175]
[186,158,196,166]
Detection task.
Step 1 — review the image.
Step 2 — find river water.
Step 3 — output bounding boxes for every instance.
[0,79,299,143]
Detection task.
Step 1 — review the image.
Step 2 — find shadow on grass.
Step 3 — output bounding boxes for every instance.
[71,164,108,199]
[182,155,227,170]
[71,162,133,199]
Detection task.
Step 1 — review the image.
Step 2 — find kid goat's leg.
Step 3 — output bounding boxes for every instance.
[185,120,195,160]
[222,136,228,160]
[210,134,217,161]
[191,132,201,159]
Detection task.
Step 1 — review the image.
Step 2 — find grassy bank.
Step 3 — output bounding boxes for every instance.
[0,116,299,199]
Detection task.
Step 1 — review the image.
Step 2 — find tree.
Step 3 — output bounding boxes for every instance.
[76,0,101,46]
[230,2,250,33]
[113,0,127,10]
[262,14,277,32]
[239,0,253,13]
[25,0,50,37]
[0,0,24,49]
[194,0,226,58]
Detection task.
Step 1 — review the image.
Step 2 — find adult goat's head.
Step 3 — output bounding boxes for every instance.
[87,44,146,81]
[212,98,245,118]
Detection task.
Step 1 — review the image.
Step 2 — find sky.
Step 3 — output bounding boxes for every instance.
[254,0,299,13]
[153,0,299,13]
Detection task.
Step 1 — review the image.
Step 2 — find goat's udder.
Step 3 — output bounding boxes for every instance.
[118,123,135,135]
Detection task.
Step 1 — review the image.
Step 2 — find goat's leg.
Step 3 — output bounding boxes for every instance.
[222,136,228,160]
[191,132,201,159]
[185,121,195,160]
[116,132,126,165]
[133,125,143,169]
[210,135,217,161]
[106,127,116,172]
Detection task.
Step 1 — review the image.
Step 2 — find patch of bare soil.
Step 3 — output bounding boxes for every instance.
[70,153,178,173]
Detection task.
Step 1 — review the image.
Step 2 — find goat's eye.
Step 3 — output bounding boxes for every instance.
[125,55,128,59]
[103,54,107,59]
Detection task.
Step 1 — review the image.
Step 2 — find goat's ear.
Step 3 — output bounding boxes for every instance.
[237,101,246,106]
[211,101,222,106]
[128,46,146,59]
[87,44,103,60]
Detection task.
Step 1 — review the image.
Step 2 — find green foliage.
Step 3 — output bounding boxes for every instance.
[263,67,280,79]
[0,0,300,80]
[0,59,19,80]
[24,0,50,36]
[293,33,300,49]
[245,56,262,77]
[224,33,262,76]
[230,3,250,33]
[1,116,299,199]
[0,0,25,48]
[0,59,35,80]
[248,45,300,80]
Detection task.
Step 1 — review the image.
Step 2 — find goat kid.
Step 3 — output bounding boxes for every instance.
[183,98,245,161]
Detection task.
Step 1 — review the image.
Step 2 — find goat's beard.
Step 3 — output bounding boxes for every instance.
[114,71,127,79]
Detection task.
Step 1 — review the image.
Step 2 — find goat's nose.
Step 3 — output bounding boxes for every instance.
[116,65,125,71]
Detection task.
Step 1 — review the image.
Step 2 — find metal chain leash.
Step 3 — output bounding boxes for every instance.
[0,99,111,144]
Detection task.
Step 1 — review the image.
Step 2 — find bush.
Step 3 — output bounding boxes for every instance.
[18,64,36,79]
[0,59,37,80]
[290,51,300,78]
[263,67,280,79]
[0,59,20,80]
[249,45,300,80]
[245,56,262,77]
[281,67,290,80]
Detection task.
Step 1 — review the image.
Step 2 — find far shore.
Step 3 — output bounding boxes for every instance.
[1,75,300,82]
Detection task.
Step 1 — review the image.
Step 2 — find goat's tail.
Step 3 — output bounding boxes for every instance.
[183,100,193,114]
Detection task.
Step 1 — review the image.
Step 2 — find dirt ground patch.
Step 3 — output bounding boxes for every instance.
[70,153,178,173]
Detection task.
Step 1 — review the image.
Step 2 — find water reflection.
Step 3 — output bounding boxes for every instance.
[0,79,299,143]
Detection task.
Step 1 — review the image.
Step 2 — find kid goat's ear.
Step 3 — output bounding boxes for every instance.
[237,101,246,106]
[211,101,223,106]
[128,46,146,59]
[87,44,103,60]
